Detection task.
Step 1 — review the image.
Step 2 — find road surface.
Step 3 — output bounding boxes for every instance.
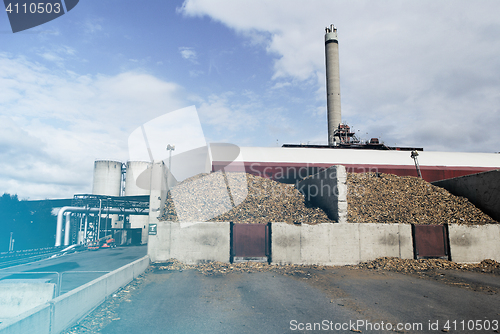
[0,245,147,295]
[63,265,500,334]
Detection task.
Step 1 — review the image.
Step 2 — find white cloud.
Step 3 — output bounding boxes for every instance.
[179,47,198,64]
[84,19,103,34]
[0,54,187,199]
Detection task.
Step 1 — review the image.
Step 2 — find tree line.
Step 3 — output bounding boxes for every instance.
[0,193,69,252]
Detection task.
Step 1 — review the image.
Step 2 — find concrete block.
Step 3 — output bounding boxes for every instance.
[0,304,51,334]
[148,222,230,264]
[105,264,134,296]
[297,165,347,222]
[270,223,301,265]
[132,255,151,278]
[329,224,360,265]
[398,224,414,259]
[148,221,172,262]
[337,201,348,224]
[0,282,55,319]
[359,224,401,261]
[337,166,347,201]
[448,224,500,263]
[271,222,413,266]
[300,224,332,264]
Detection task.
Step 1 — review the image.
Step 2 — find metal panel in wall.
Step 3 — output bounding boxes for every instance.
[232,224,269,260]
[412,224,449,259]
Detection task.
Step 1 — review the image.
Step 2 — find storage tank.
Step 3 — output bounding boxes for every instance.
[92,160,123,236]
[92,160,123,196]
[125,161,151,196]
[125,161,151,244]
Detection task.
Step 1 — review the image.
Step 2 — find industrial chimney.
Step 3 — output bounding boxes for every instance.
[325,24,341,145]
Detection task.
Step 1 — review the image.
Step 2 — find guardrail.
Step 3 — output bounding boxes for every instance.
[0,247,62,259]
[0,246,85,269]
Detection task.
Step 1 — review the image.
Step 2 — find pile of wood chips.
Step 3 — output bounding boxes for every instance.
[159,170,496,226]
[355,257,500,275]
[347,172,497,225]
[154,259,321,278]
[160,172,332,224]
[155,257,500,276]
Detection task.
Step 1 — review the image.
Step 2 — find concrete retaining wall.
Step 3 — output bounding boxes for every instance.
[146,221,499,266]
[0,282,55,320]
[271,223,413,265]
[148,222,230,264]
[0,304,51,334]
[433,169,500,222]
[297,165,347,223]
[0,255,150,334]
[448,224,500,263]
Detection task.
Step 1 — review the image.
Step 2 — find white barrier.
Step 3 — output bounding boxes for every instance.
[448,224,500,263]
[0,255,150,334]
[148,222,230,264]
[271,223,414,265]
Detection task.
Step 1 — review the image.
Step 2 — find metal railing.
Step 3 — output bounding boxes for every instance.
[0,246,85,269]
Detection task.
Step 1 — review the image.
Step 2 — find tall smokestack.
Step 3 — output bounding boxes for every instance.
[325,24,341,146]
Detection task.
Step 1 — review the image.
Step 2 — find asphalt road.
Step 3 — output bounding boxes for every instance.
[65,266,500,334]
[0,245,147,295]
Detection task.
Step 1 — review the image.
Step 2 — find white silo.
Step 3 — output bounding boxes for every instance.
[125,161,151,196]
[125,161,151,244]
[92,160,123,238]
[92,160,123,196]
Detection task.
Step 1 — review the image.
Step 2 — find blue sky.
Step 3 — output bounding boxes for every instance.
[1,0,500,199]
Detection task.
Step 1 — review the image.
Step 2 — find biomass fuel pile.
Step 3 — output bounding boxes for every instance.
[159,171,497,225]
[160,172,332,224]
[347,172,497,225]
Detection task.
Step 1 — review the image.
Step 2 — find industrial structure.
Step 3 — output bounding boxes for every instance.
[325,24,342,145]
[54,161,151,247]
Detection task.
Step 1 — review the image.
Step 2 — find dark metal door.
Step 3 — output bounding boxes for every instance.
[231,223,270,262]
[412,224,449,259]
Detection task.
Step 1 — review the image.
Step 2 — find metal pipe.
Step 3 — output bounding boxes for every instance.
[64,213,71,246]
[55,207,149,247]
[83,214,88,245]
[97,199,102,241]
